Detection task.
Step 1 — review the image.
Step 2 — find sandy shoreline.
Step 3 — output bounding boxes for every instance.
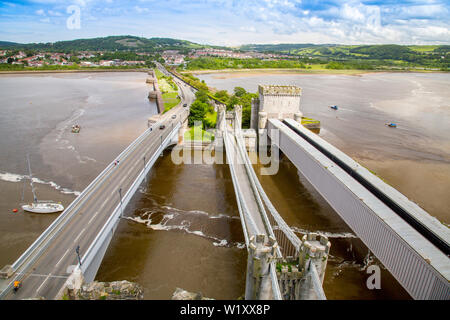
[187,68,371,77]
[0,68,150,75]
[185,68,448,78]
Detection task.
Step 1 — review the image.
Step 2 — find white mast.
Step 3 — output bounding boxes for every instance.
[26,154,38,203]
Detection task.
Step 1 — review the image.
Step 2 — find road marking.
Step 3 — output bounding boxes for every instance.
[73,228,86,243]
[36,274,51,294]
[88,211,99,225]
[100,198,109,210]
[55,248,70,268]
[15,272,69,279]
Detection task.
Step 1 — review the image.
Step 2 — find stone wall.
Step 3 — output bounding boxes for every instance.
[64,280,144,300]
[172,288,214,300]
[258,85,302,120]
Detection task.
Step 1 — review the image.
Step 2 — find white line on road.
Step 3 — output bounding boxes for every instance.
[55,248,70,268]
[36,274,51,294]
[88,211,100,225]
[100,198,109,210]
[73,228,86,243]
[15,272,69,279]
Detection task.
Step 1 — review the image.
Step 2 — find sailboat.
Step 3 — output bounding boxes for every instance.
[21,155,64,214]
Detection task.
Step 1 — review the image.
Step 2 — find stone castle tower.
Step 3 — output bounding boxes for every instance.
[251,85,303,130]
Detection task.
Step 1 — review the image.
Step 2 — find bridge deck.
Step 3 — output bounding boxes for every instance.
[1,75,194,300]
[268,118,450,300]
[224,129,268,237]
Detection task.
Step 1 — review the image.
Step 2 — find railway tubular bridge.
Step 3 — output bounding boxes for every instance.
[0,68,448,300]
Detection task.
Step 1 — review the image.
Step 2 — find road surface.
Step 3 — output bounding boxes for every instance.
[3,72,195,300]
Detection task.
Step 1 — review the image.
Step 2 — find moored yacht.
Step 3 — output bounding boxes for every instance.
[22,201,64,213]
[21,154,65,214]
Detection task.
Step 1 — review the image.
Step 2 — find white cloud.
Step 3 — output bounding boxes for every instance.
[48,10,62,16]
[134,6,150,14]
[2,0,450,44]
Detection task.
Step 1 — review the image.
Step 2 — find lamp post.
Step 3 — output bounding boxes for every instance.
[75,245,82,266]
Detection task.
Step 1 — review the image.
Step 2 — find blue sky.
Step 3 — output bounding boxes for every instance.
[0,0,449,45]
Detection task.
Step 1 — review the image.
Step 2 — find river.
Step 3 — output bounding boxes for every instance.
[1,71,448,299]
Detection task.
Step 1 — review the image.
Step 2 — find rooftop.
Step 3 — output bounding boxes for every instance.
[259,85,302,96]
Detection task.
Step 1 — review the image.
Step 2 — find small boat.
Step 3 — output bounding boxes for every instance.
[71,125,81,133]
[330,105,338,110]
[22,201,64,214]
[21,154,64,214]
[386,123,397,128]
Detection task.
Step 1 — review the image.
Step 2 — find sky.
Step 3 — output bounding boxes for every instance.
[0,0,449,46]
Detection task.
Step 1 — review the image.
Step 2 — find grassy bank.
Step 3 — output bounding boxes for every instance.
[301,117,321,126]
[162,91,180,112]
[0,64,149,73]
[184,125,215,141]
[155,68,181,112]
[180,65,448,76]
[181,67,373,76]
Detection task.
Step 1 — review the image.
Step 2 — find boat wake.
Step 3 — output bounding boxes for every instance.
[52,108,98,165]
[126,205,245,249]
[0,171,80,196]
[290,226,357,239]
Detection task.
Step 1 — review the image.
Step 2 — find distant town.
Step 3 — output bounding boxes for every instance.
[0,36,448,72]
[0,48,291,69]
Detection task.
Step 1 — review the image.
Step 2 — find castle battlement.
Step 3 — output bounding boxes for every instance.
[258,85,302,96]
[251,84,303,129]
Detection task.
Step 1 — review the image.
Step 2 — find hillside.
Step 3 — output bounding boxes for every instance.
[239,43,449,69]
[239,43,330,53]
[0,36,210,52]
[0,41,20,48]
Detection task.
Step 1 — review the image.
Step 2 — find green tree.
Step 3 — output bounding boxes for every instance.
[234,87,246,97]
[195,90,209,103]
[242,106,251,128]
[214,90,230,102]
[188,100,208,127]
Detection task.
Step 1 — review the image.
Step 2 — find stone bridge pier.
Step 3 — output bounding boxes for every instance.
[147,69,164,114]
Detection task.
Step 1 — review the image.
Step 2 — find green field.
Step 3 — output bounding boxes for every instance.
[154,68,164,79]
[155,69,180,112]
[184,125,215,141]
[204,111,217,128]
[301,117,320,125]
[162,91,180,112]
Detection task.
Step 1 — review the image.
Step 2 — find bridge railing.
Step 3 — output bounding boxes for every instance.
[1,111,178,298]
[224,119,284,300]
[10,122,154,269]
[79,122,182,278]
[223,129,258,245]
[270,262,283,300]
[233,116,300,258]
[309,263,327,300]
[234,119,276,236]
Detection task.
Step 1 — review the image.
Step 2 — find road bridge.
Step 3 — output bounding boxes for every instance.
[0,68,195,300]
[218,106,329,300]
